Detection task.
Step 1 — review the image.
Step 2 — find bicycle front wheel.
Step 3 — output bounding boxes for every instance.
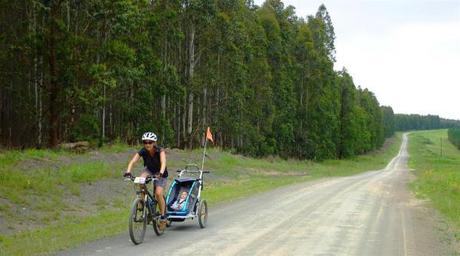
[152,201,165,236]
[129,198,147,245]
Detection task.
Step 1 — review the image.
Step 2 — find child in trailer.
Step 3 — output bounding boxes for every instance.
[171,191,188,211]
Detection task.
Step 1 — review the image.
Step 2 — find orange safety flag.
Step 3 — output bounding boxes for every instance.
[206,127,214,143]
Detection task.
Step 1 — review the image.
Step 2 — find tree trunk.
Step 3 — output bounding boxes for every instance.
[102,84,106,142]
[186,23,196,149]
[38,56,44,147]
[182,94,186,147]
[47,1,60,147]
[187,93,194,148]
[178,104,182,148]
[161,94,166,142]
[109,103,113,138]
[32,3,42,147]
[201,87,207,146]
[0,85,3,145]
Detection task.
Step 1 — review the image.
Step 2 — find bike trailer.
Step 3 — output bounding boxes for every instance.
[166,177,200,218]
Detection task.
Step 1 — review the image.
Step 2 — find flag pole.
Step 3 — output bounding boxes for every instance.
[201,131,208,171]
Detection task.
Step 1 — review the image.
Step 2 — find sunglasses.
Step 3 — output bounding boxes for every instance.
[143,141,154,145]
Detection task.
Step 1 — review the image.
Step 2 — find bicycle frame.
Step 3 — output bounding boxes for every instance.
[131,177,159,219]
[127,175,167,244]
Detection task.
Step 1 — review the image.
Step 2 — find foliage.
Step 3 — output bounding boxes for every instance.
[394,114,460,131]
[1,0,398,160]
[448,128,460,150]
[381,106,395,138]
[70,114,100,142]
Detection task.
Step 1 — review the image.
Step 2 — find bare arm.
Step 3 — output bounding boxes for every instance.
[126,153,140,173]
[159,150,166,175]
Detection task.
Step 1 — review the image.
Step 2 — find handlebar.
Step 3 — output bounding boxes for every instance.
[124,176,159,183]
[176,169,210,174]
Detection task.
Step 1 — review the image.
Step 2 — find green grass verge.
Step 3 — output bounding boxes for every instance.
[408,130,460,239]
[0,145,128,206]
[0,160,123,205]
[207,133,402,179]
[98,141,133,153]
[0,148,63,167]
[0,133,402,255]
[0,209,128,256]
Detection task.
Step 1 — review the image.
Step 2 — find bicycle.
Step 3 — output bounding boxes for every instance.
[125,175,166,245]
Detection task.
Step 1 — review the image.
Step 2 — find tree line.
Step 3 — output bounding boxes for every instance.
[448,128,460,150]
[1,0,404,160]
[393,114,460,131]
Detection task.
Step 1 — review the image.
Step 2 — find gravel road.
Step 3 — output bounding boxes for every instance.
[60,133,456,256]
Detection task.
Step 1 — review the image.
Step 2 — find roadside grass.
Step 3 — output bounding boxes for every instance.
[202,133,402,205]
[0,147,127,248]
[0,148,63,168]
[205,132,402,180]
[98,141,133,153]
[0,209,129,256]
[0,133,402,255]
[0,161,123,205]
[408,130,460,239]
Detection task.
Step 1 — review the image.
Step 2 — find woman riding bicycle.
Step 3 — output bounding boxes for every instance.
[124,132,168,225]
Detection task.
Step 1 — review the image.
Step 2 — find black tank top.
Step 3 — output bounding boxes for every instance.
[138,146,168,178]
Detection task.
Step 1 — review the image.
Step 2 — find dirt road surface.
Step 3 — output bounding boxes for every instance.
[60,134,456,256]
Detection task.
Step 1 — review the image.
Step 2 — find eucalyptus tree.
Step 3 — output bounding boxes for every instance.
[1,0,399,162]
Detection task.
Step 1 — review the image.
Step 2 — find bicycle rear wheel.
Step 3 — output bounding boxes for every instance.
[198,200,208,228]
[129,198,147,244]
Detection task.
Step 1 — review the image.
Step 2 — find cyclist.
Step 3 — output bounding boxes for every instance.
[124,132,168,228]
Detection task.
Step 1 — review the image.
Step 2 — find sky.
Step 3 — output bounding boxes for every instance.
[254,0,460,120]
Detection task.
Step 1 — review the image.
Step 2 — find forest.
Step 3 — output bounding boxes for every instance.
[0,0,440,160]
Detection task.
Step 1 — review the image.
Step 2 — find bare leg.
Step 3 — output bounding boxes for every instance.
[155,186,165,216]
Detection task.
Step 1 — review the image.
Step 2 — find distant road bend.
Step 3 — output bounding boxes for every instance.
[62,133,453,256]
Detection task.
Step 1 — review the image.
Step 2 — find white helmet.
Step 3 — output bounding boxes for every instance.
[142,132,157,142]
